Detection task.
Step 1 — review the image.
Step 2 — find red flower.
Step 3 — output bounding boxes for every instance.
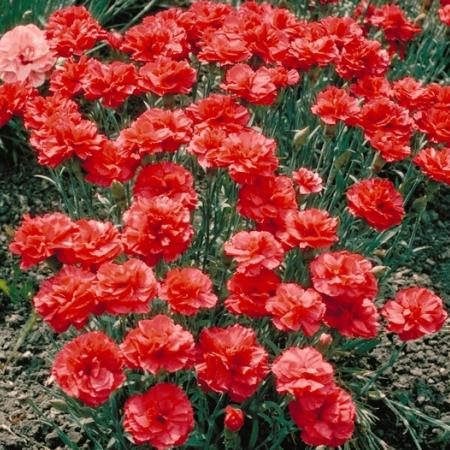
[133,162,197,210]
[0,82,36,127]
[120,108,192,155]
[195,324,269,402]
[324,296,380,339]
[121,315,195,374]
[381,287,448,341]
[292,168,323,195]
[58,219,123,268]
[23,93,80,130]
[336,36,390,80]
[33,266,97,333]
[187,126,228,168]
[319,16,362,50]
[267,66,300,88]
[439,5,450,25]
[198,28,251,65]
[218,129,279,183]
[122,196,193,266]
[311,86,360,126]
[368,131,411,162]
[224,230,284,275]
[82,139,140,187]
[272,347,334,399]
[9,213,76,270]
[180,1,233,43]
[122,16,189,62]
[350,75,392,100]
[186,94,250,132]
[392,77,428,111]
[139,57,196,96]
[310,251,378,301]
[29,115,103,167]
[160,267,217,316]
[224,406,244,432]
[52,331,125,407]
[49,56,88,97]
[96,259,158,315]
[81,59,140,108]
[284,30,339,71]
[267,283,325,336]
[413,147,450,185]
[289,386,356,447]
[277,208,339,250]
[124,383,194,449]
[221,64,278,106]
[368,5,421,42]
[415,107,450,144]
[346,178,405,231]
[237,175,297,224]
[225,269,281,318]
[45,6,104,57]
[357,98,414,141]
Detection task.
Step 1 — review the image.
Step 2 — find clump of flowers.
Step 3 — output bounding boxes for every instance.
[3,1,449,449]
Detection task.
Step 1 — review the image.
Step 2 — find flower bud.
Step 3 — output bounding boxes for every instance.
[316,333,333,353]
[293,127,309,149]
[224,406,244,432]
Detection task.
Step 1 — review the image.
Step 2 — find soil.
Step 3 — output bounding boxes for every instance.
[0,158,449,450]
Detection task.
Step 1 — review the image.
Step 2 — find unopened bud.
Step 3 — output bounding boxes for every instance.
[293,127,309,149]
[317,333,333,353]
[372,265,388,279]
[111,181,126,205]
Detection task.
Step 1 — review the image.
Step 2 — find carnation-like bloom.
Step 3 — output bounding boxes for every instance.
[49,56,88,97]
[82,138,140,187]
[336,36,390,80]
[221,64,278,106]
[289,386,356,447]
[186,94,250,132]
[187,126,229,168]
[9,213,76,270]
[96,259,158,315]
[224,230,284,275]
[33,266,97,333]
[218,129,279,183]
[45,6,104,57]
[139,56,197,96]
[225,269,281,318]
[324,296,380,339]
[413,147,450,186]
[237,175,297,224]
[57,219,123,268]
[160,267,217,316]
[124,383,194,449]
[272,347,335,399]
[350,75,393,100]
[346,178,405,231]
[120,315,195,374]
[277,208,339,250]
[292,168,323,195]
[311,86,360,126]
[381,287,448,341]
[81,59,140,108]
[0,24,55,86]
[0,82,36,127]
[267,283,325,336]
[52,331,125,407]
[133,162,198,210]
[122,196,193,266]
[310,250,378,301]
[195,324,269,402]
[439,5,450,26]
[120,108,193,155]
[224,406,245,432]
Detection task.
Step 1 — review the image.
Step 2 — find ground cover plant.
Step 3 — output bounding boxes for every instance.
[1,0,450,449]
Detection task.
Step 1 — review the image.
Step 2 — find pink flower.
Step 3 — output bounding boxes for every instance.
[0,25,55,87]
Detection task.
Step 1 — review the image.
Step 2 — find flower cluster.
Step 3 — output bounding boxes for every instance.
[3,1,449,449]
